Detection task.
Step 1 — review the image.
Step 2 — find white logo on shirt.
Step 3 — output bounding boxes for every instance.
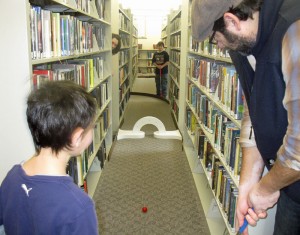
[21,184,32,197]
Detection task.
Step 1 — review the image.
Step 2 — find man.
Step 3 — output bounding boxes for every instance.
[152,41,169,98]
[192,0,300,234]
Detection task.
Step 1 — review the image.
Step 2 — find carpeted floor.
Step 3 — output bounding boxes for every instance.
[93,95,210,235]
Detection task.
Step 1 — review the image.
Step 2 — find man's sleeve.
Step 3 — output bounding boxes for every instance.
[278,20,300,171]
[239,102,256,148]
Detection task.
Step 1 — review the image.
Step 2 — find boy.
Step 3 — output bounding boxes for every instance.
[152,41,169,98]
[0,80,99,235]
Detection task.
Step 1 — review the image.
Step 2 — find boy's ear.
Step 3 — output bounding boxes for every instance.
[71,127,84,147]
[223,12,241,31]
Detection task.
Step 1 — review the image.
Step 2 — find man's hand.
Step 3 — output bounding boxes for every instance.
[248,181,280,215]
[236,192,252,235]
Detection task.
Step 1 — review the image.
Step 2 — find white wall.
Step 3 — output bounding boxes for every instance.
[138,35,161,50]
[0,1,34,183]
[118,0,181,53]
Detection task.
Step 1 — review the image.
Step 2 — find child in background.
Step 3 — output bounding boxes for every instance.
[152,41,169,98]
[0,80,99,235]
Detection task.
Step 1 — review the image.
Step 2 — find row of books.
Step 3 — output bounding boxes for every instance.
[32,56,105,90]
[75,0,106,19]
[185,118,240,231]
[100,109,110,139]
[91,82,109,109]
[132,27,138,37]
[95,109,110,142]
[188,58,218,92]
[186,108,242,177]
[119,12,131,32]
[170,79,179,100]
[187,59,244,120]
[211,158,239,231]
[169,96,179,122]
[187,90,217,133]
[188,33,230,58]
[94,0,106,20]
[120,33,130,48]
[119,79,130,103]
[119,50,129,66]
[30,5,106,59]
[132,46,138,56]
[170,35,181,48]
[170,51,181,66]
[169,65,180,84]
[67,140,107,192]
[119,64,129,85]
[119,91,130,118]
[170,16,181,33]
[138,52,154,59]
[73,0,91,15]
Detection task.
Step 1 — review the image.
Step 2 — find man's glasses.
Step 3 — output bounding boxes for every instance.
[209,15,226,45]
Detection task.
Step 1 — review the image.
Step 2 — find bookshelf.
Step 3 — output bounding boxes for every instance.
[130,24,138,85]
[137,49,156,78]
[0,0,113,198]
[161,24,169,49]
[168,8,182,124]
[111,2,134,130]
[164,0,277,234]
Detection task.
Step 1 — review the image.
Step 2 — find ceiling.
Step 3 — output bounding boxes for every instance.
[120,0,181,17]
[119,0,182,36]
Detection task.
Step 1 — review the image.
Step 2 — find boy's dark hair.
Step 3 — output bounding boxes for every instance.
[157,41,165,48]
[26,80,97,154]
[112,33,122,55]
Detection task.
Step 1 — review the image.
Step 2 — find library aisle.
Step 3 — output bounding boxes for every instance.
[93,95,210,234]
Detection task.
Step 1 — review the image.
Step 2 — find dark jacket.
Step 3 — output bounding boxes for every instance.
[230,0,300,203]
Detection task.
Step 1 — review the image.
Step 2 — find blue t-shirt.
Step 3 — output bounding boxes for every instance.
[0,165,98,235]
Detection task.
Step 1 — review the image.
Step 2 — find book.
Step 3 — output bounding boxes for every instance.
[96,140,106,169]
[41,9,52,58]
[234,76,244,120]
[228,127,240,170]
[234,137,242,177]
[52,63,82,84]
[197,133,206,159]
[32,69,53,89]
[209,61,220,93]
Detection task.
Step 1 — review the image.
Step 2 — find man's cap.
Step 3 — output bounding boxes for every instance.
[191,0,242,42]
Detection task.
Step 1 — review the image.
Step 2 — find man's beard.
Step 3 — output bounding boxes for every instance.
[222,29,256,55]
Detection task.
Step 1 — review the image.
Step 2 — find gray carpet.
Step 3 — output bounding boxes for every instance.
[93,95,210,235]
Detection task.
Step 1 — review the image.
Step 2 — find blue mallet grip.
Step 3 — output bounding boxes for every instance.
[238,218,248,234]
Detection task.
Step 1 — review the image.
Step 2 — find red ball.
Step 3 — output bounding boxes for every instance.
[142,207,148,213]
